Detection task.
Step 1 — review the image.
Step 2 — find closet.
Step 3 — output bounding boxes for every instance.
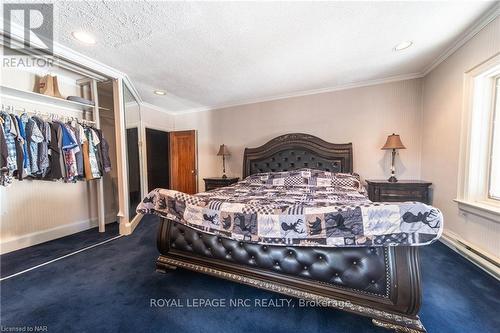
[0,46,134,254]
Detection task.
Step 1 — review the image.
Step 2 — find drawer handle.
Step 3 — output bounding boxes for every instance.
[382,194,417,198]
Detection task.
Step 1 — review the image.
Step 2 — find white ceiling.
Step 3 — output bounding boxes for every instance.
[45,2,496,112]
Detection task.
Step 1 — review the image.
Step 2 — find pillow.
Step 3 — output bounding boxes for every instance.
[243,170,307,186]
[331,172,362,190]
[243,168,362,189]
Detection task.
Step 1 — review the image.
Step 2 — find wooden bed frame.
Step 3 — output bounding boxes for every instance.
[155,133,426,333]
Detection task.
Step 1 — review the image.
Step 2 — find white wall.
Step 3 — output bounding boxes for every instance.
[175,79,425,191]
[140,103,175,130]
[421,16,500,258]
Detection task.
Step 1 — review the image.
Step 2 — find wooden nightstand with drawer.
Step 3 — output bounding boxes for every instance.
[203,177,239,191]
[365,180,432,204]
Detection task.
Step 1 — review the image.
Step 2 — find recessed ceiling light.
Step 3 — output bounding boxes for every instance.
[394,41,413,51]
[72,31,96,44]
[154,90,167,96]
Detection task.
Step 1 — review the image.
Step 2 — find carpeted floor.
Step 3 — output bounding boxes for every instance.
[1,215,499,333]
[0,222,119,278]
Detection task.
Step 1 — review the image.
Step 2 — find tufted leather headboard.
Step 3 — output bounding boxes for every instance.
[243,133,353,177]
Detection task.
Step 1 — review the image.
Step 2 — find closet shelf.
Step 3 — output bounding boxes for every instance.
[0,85,110,112]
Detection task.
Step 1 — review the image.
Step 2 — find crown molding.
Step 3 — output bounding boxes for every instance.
[140,101,176,115]
[422,2,500,76]
[175,72,424,115]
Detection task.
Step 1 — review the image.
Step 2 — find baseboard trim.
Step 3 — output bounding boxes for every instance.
[130,213,144,234]
[0,213,117,255]
[439,231,500,280]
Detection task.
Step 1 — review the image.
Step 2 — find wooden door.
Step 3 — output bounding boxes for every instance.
[169,130,197,194]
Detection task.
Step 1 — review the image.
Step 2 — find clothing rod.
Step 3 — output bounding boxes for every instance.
[1,103,96,124]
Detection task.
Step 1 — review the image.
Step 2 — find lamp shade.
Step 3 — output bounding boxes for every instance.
[381,134,406,150]
[217,144,230,156]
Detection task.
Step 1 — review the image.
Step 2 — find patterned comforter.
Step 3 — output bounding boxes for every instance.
[137,169,443,247]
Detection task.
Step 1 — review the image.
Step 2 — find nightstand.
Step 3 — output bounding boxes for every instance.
[365,180,432,204]
[203,177,239,191]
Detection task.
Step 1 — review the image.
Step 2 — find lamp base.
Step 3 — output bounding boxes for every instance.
[387,176,398,183]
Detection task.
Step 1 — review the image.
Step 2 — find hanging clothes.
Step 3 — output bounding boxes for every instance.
[100,135,112,173]
[0,119,8,170]
[92,128,111,174]
[82,131,91,180]
[0,118,13,186]
[83,127,101,180]
[0,110,108,186]
[56,122,79,182]
[90,128,102,175]
[16,115,29,178]
[9,114,25,180]
[19,114,30,175]
[50,121,67,180]
[25,117,44,176]
[0,112,18,175]
[68,123,84,178]
[65,124,80,182]
[46,122,63,180]
[32,116,51,177]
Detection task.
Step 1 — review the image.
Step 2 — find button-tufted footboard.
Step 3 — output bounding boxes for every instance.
[156,218,427,332]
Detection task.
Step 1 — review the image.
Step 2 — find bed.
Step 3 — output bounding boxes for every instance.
[138,133,443,333]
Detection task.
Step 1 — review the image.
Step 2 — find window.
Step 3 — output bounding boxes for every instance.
[456,55,500,221]
[489,77,500,200]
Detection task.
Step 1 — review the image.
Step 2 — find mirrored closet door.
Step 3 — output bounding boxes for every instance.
[122,83,142,219]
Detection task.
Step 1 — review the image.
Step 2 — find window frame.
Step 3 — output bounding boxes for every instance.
[487,76,500,201]
[456,54,500,222]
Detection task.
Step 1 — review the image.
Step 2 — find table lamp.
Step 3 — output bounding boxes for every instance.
[217,144,230,178]
[381,134,406,182]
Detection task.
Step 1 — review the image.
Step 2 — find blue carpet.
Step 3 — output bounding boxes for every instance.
[0,222,119,278]
[1,215,499,333]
